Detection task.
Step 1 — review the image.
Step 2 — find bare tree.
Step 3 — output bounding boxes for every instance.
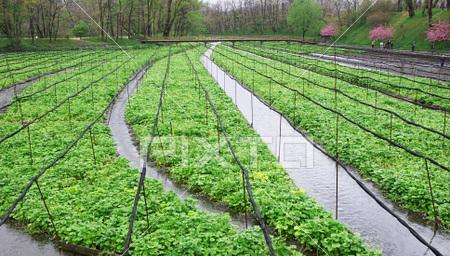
[427,0,433,25]
[405,0,415,17]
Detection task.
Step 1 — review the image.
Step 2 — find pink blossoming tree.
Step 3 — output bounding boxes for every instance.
[369,25,394,41]
[426,21,449,43]
[320,24,337,38]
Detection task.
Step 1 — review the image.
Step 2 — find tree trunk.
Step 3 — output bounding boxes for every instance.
[99,0,104,40]
[29,15,35,43]
[427,0,433,26]
[116,12,119,40]
[163,0,173,37]
[139,0,144,36]
[2,0,24,45]
[107,0,114,37]
[54,13,59,41]
[145,0,154,37]
[41,8,46,38]
[128,0,133,38]
[145,0,149,37]
[405,0,415,17]
[116,1,121,41]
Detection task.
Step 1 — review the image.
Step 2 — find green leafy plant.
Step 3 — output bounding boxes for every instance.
[126,47,380,255]
[212,43,450,232]
[0,44,297,255]
[72,21,90,40]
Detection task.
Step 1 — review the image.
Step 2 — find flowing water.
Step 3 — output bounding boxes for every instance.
[0,57,250,256]
[0,69,67,112]
[107,64,251,230]
[1,48,448,256]
[202,44,450,256]
[0,73,73,255]
[0,223,68,256]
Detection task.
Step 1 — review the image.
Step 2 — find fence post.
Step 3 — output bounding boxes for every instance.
[68,98,73,130]
[293,90,298,125]
[424,160,439,230]
[389,113,393,150]
[443,112,447,147]
[278,114,282,162]
[204,93,208,125]
[16,94,34,165]
[242,172,248,229]
[374,91,378,115]
[141,181,151,230]
[234,78,238,106]
[89,127,97,166]
[269,79,272,106]
[217,119,221,154]
[335,114,339,220]
[35,180,58,237]
[251,58,255,127]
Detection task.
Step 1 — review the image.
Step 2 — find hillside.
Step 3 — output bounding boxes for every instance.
[339,9,450,52]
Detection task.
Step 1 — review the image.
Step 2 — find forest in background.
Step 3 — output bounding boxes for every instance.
[0,0,449,49]
[0,0,205,45]
[204,0,449,35]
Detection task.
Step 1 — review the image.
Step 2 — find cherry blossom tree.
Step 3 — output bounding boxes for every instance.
[320,24,337,38]
[368,25,394,41]
[426,21,449,43]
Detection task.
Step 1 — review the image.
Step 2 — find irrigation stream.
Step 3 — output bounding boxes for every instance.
[203,44,450,256]
[250,45,450,82]
[106,64,251,230]
[0,48,448,255]
[264,47,450,82]
[309,53,450,82]
[0,61,250,255]
[0,70,67,112]
[0,81,33,112]
[0,223,68,256]
[0,70,74,255]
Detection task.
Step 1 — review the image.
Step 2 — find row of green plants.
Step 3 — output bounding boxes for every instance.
[0,45,296,255]
[126,46,379,255]
[256,41,447,74]
[2,49,124,112]
[1,49,139,126]
[0,49,91,74]
[243,42,365,55]
[0,49,68,68]
[211,45,450,232]
[232,42,450,110]
[243,41,450,93]
[255,42,450,96]
[216,45,449,166]
[260,41,449,69]
[0,49,111,90]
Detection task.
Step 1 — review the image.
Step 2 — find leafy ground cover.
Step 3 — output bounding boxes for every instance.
[126,45,379,255]
[0,50,89,73]
[0,45,298,255]
[245,42,366,55]
[2,50,124,102]
[211,44,450,233]
[0,49,110,90]
[0,38,110,51]
[232,42,450,110]
[217,44,449,155]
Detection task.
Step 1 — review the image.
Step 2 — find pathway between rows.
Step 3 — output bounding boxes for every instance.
[0,70,73,255]
[107,62,252,230]
[203,43,450,256]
